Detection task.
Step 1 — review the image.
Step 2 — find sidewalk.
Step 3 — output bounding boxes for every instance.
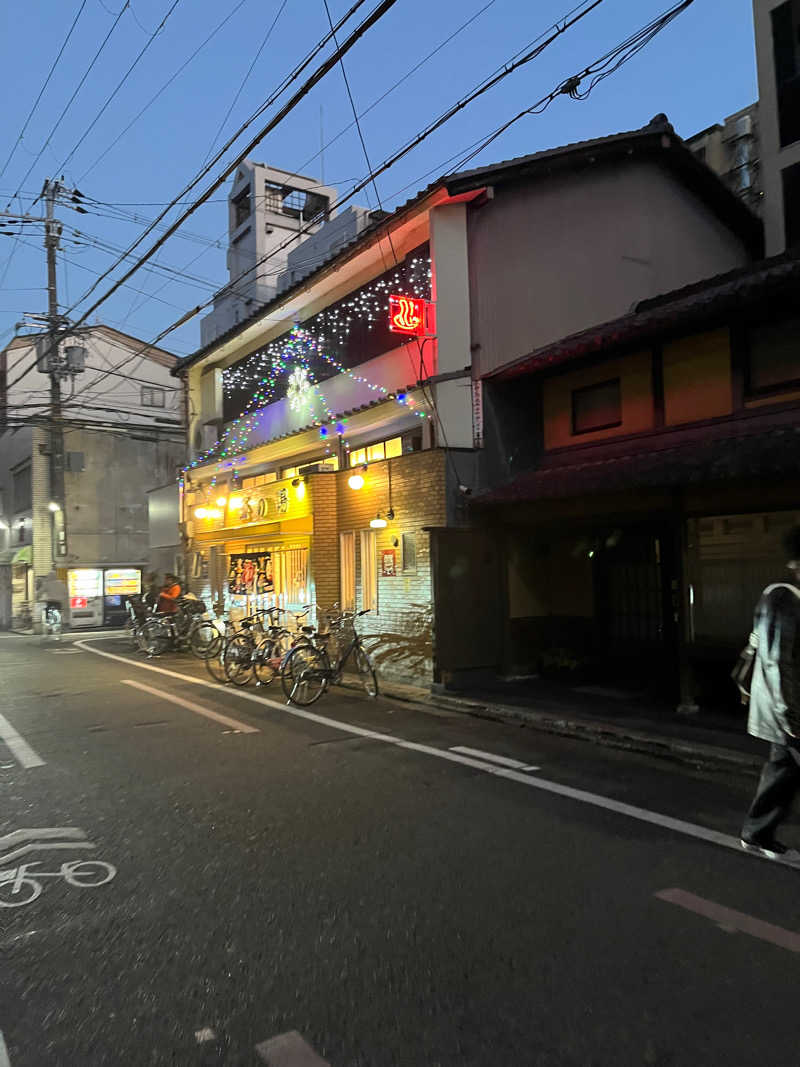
[366,675,765,777]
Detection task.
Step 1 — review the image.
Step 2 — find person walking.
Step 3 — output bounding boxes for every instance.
[741,525,800,860]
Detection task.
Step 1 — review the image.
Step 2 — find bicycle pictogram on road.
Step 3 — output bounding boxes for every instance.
[0,827,116,908]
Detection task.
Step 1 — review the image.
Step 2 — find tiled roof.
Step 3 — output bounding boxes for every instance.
[474,413,800,505]
[487,252,800,383]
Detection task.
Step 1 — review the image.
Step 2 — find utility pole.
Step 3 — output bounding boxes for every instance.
[43,178,67,559]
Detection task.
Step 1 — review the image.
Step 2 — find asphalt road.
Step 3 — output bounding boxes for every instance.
[1,631,799,1066]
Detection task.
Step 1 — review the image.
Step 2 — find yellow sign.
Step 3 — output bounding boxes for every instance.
[104,569,141,596]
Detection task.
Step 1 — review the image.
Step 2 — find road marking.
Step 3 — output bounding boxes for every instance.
[195,1028,216,1044]
[255,1030,330,1066]
[0,712,45,769]
[47,649,82,655]
[120,679,260,734]
[0,1029,10,1067]
[450,745,540,771]
[76,641,794,866]
[0,829,94,867]
[655,888,800,953]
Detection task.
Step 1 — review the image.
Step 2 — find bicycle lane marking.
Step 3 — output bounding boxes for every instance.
[0,1029,11,1067]
[76,640,794,868]
[0,712,45,769]
[120,679,259,734]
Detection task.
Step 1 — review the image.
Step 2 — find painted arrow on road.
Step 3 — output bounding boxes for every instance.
[0,828,95,868]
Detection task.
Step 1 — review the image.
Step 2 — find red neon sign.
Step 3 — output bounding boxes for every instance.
[388,295,427,336]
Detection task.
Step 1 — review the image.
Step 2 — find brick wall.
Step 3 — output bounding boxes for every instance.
[313,449,447,687]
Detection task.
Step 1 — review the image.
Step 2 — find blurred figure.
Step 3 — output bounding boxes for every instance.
[157,573,182,615]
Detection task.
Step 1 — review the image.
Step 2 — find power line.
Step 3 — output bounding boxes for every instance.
[78,0,251,182]
[55,0,184,176]
[0,0,89,185]
[63,0,375,318]
[9,2,131,204]
[202,0,290,166]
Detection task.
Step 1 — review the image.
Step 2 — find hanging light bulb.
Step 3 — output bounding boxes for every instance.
[370,513,387,529]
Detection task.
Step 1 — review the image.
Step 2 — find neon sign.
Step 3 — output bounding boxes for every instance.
[388,295,427,336]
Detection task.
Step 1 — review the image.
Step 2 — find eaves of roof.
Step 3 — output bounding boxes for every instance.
[174,114,762,377]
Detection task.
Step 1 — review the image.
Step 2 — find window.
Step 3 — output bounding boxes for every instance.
[349,436,404,466]
[571,378,622,435]
[693,145,707,163]
[359,529,377,613]
[782,160,800,249]
[12,464,31,512]
[340,531,356,612]
[141,386,166,408]
[771,0,800,148]
[402,532,417,574]
[233,188,251,228]
[17,520,25,544]
[746,318,800,394]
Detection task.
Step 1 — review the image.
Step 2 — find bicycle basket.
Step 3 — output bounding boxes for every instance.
[181,598,206,615]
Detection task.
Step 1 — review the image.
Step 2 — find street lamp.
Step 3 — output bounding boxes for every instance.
[48,502,60,512]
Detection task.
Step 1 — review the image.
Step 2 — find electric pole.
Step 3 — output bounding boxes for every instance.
[44,178,66,558]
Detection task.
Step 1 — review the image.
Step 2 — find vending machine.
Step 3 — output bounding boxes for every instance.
[67,568,104,629]
[103,568,142,627]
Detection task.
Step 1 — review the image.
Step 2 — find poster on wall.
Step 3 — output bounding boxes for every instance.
[381,549,397,577]
[227,552,274,595]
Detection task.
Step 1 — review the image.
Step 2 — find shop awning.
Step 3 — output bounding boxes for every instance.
[474,418,800,506]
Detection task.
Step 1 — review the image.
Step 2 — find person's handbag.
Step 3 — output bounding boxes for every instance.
[732,583,800,704]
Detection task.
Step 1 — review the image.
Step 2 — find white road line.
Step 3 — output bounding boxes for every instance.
[0,842,95,867]
[0,712,45,769]
[195,1028,216,1044]
[0,1029,10,1067]
[77,641,790,866]
[450,745,540,771]
[0,828,87,850]
[120,679,260,734]
[655,888,800,953]
[255,1030,330,1066]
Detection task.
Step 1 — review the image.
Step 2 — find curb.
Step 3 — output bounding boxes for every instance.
[367,682,762,777]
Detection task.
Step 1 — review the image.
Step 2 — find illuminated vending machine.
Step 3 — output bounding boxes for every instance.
[103,567,142,627]
[67,568,104,629]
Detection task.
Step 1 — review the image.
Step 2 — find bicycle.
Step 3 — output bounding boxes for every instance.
[0,859,117,908]
[224,606,314,687]
[280,609,378,706]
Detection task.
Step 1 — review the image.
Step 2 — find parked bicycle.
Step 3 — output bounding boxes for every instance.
[137,594,210,657]
[0,859,117,908]
[280,609,378,705]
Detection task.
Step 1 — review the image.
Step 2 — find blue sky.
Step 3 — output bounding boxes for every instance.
[0,0,758,361]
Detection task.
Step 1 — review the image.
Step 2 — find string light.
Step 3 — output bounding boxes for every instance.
[182,253,432,474]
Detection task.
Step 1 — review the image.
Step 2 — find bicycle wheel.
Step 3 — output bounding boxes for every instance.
[0,877,41,907]
[224,634,255,686]
[354,644,379,698]
[62,860,117,887]
[190,621,221,659]
[252,636,281,686]
[205,642,230,684]
[281,644,328,706]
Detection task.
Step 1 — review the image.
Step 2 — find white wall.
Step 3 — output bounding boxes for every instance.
[467,160,752,378]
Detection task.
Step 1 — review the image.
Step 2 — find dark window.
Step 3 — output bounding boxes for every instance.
[772,0,800,147]
[65,451,85,473]
[572,378,622,435]
[233,188,250,229]
[17,521,25,544]
[782,160,800,248]
[141,386,166,408]
[693,145,707,163]
[746,318,800,395]
[12,465,31,512]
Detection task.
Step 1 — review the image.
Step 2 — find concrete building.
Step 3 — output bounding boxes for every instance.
[753,0,800,252]
[0,326,185,630]
[199,162,339,349]
[685,103,762,213]
[175,115,759,688]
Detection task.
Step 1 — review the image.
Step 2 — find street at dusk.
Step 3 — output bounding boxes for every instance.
[3,0,800,1062]
[2,632,799,1065]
